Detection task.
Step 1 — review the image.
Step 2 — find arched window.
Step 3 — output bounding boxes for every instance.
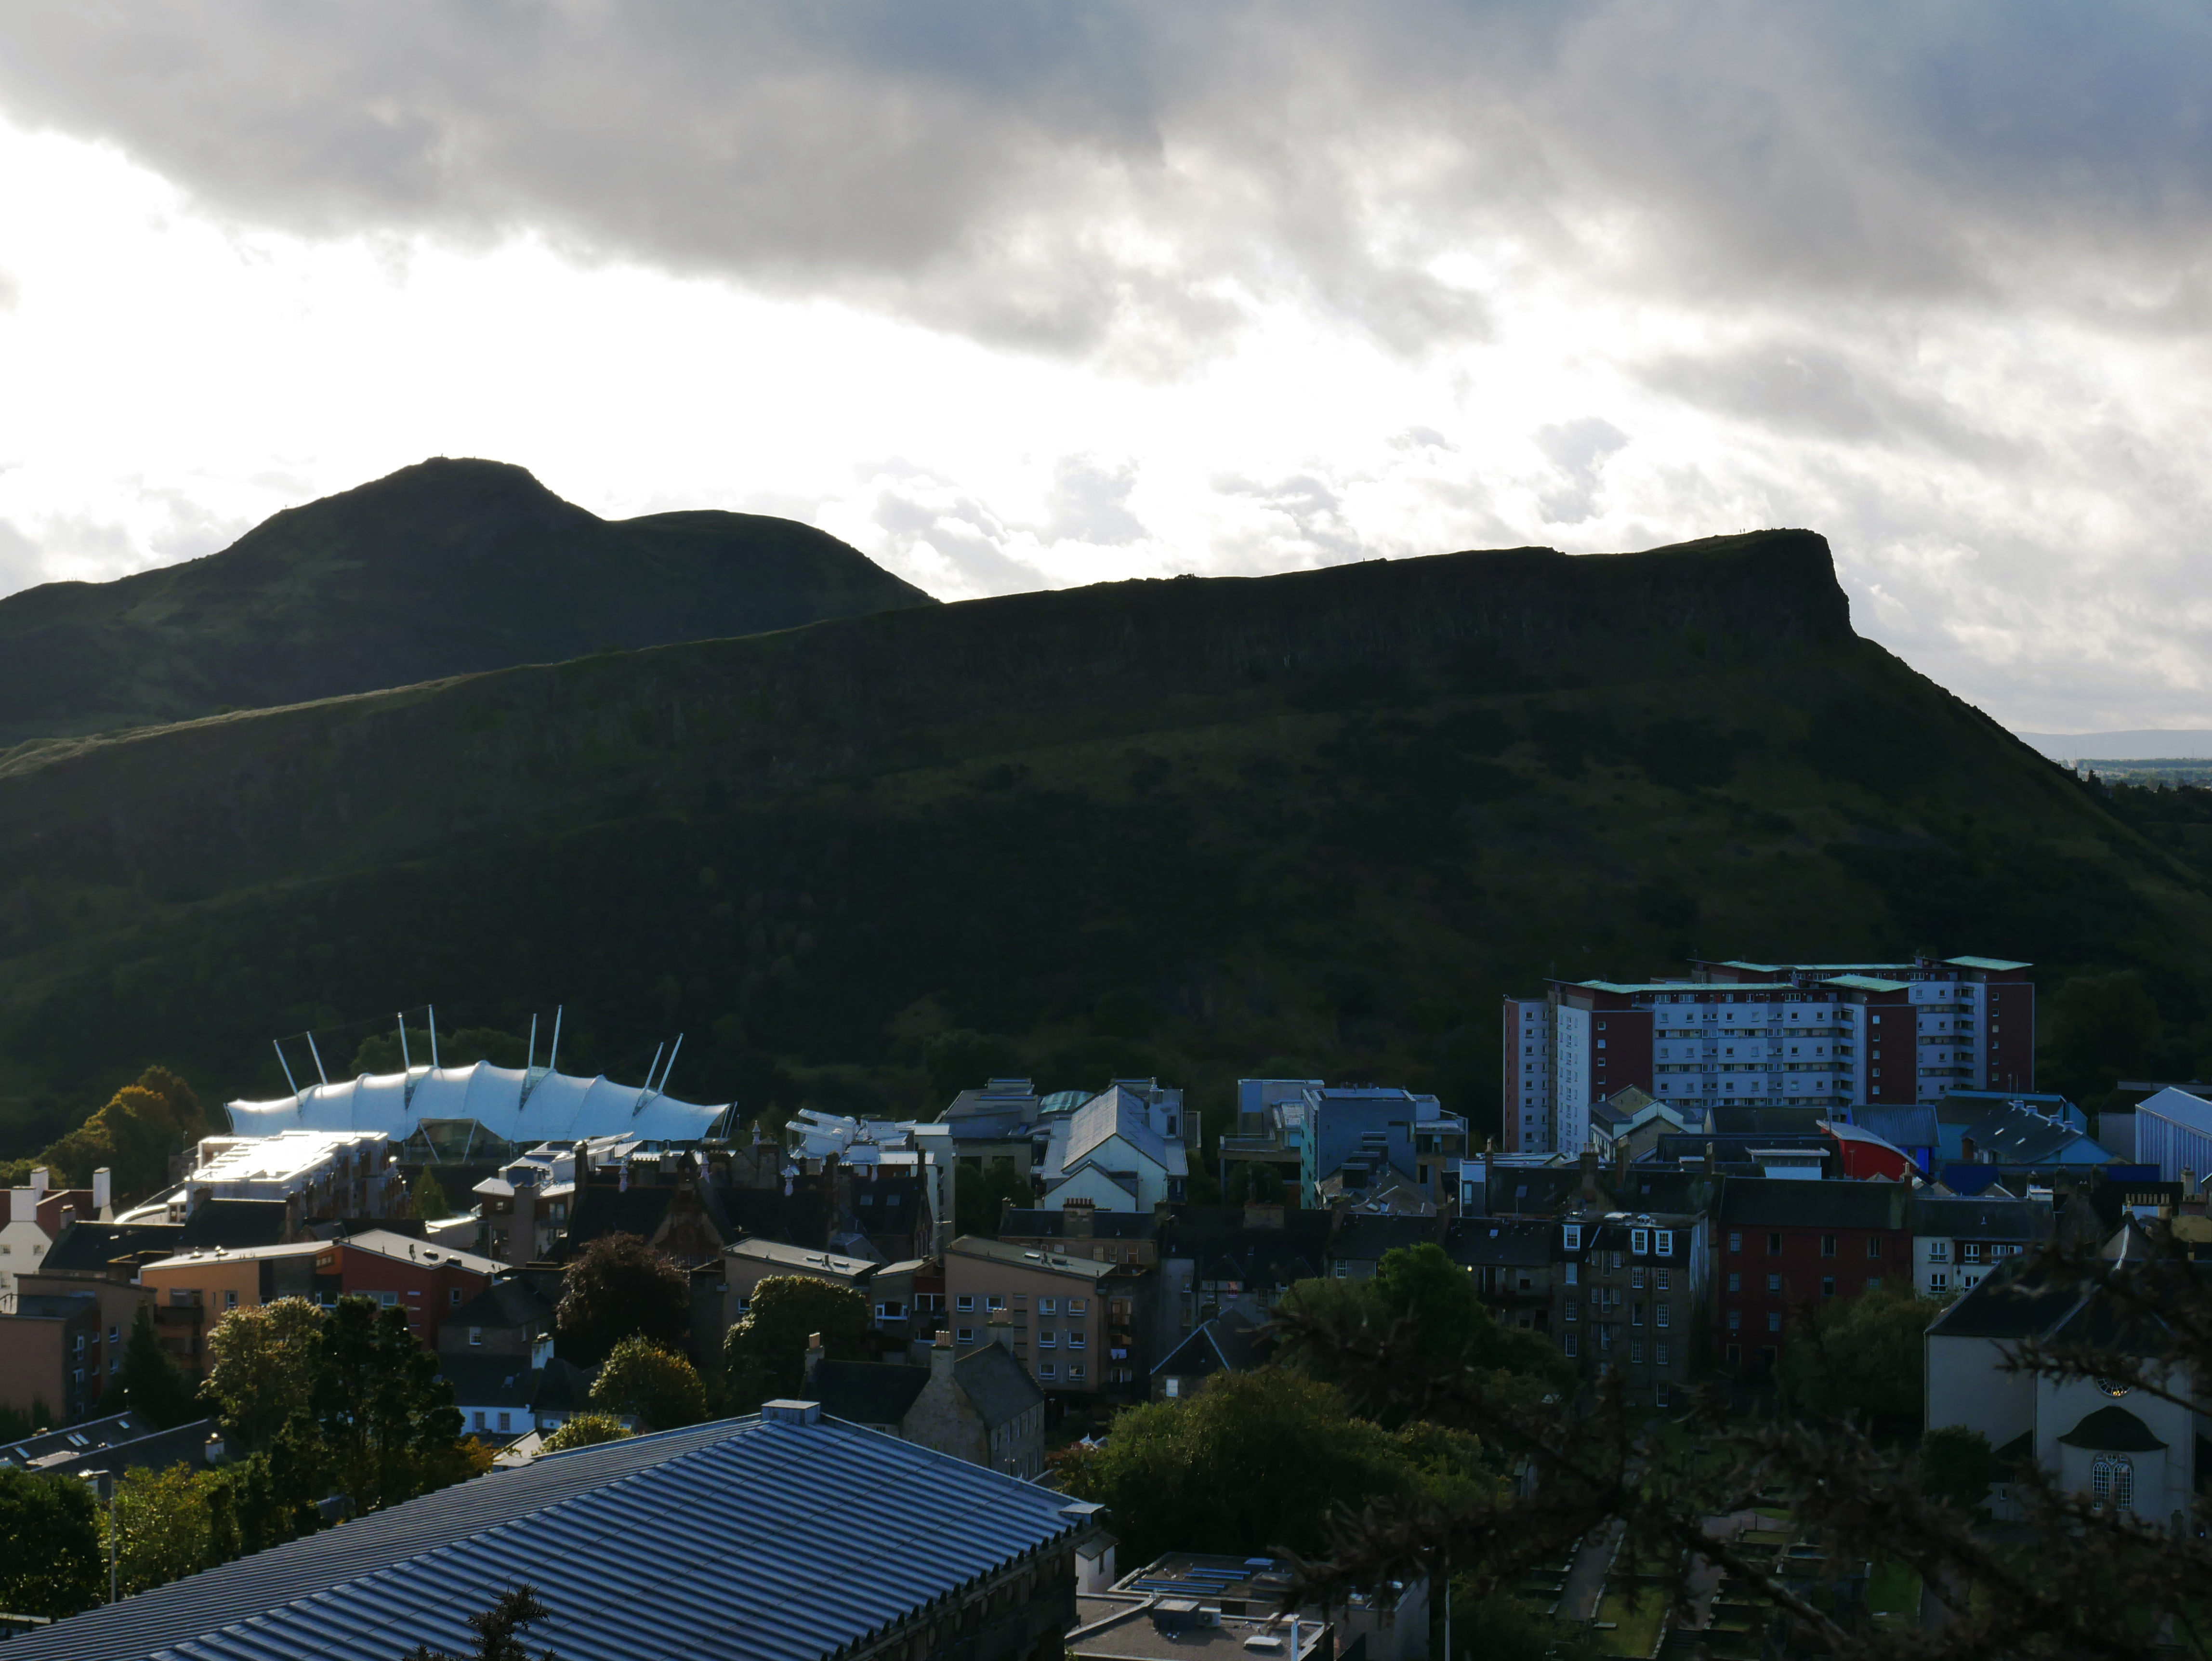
[2092,1454,2135,1510]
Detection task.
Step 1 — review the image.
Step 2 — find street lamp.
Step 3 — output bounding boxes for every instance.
[78,1470,115,1605]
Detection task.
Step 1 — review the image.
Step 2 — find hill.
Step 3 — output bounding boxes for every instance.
[1,528,2207,1165]
[0,458,934,744]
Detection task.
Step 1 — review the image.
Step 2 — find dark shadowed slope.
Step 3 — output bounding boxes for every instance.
[0,458,934,744]
[0,528,2205,1160]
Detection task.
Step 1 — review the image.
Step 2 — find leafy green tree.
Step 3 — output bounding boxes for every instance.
[954,1156,1033,1236]
[922,1029,1021,1107]
[351,1026,527,1075]
[722,1276,873,1406]
[1918,1424,2003,1515]
[312,1296,469,1516]
[112,1303,200,1429]
[589,1337,709,1431]
[2047,971,2162,1104]
[109,1464,213,1595]
[1055,1369,1487,1566]
[555,1233,689,1365]
[204,1296,325,1452]
[0,1467,103,1617]
[36,1065,207,1196]
[410,1169,453,1222]
[401,1585,560,1661]
[1778,1283,1939,1429]
[540,1414,634,1454]
[1279,1245,1569,1418]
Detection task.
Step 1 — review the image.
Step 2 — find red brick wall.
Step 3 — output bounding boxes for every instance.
[1984,981,2035,1094]
[1593,1009,1652,1098]
[1713,1223,1911,1359]
[1864,995,1914,1104]
[338,1246,492,1349]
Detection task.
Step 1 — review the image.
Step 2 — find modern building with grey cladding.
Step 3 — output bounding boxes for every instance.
[7,1404,1097,1661]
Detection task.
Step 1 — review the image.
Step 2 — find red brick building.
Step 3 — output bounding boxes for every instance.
[330,1231,500,1350]
[1713,1177,1910,1370]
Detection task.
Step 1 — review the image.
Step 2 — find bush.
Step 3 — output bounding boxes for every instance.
[589,1338,709,1432]
[540,1414,634,1454]
[556,1233,690,1365]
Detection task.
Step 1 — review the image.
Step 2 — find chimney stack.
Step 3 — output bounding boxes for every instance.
[30,1167,48,1196]
[1703,1141,1716,1177]
[1579,1147,1598,1207]
[92,1168,112,1219]
[929,1330,955,1380]
[803,1331,825,1386]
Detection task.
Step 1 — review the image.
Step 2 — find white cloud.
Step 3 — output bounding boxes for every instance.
[0,4,2206,728]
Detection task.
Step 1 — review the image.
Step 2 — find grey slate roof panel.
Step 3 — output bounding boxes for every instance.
[955,1344,1046,1430]
[806,1359,932,1426]
[11,1414,1084,1661]
[1716,1177,1904,1229]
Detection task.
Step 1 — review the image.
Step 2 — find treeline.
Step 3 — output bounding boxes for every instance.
[0,1067,205,1195]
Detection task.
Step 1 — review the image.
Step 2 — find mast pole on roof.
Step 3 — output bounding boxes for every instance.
[398,1017,411,1072]
[274,1040,302,1101]
[527,1014,538,1074]
[547,1005,562,1075]
[304,1032,329,1088]
[428,1006,441,1070]
[636,1043,665,1114]
[655,1034,685,1101]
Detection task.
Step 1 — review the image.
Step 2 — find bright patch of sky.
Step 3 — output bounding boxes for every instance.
[0,3,2207,732]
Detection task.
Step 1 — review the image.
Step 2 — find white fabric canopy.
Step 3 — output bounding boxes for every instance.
[225,1062,729,1144]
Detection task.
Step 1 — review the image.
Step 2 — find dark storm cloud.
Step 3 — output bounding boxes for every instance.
[9,2,2212,362]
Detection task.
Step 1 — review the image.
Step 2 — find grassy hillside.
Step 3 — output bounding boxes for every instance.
[1,528,2206,1164]
[0,457,934,744]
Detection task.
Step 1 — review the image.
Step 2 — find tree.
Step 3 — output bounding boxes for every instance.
[312,1296,468,1516]
[555,1234,689,1365]
[589,1337,708,1432]
[539,1414,633,1454]
[721,1276,873,1406]
[401,1585,561,1661]
[1279,1245,1569,1420]
[1275,1226,2212,1661]
[1917,1424,2003,1516]
[1054,1368,1488,1566]
[2047,970,2161,1103]
[953,1156,1032,1237]
[36,1066,207,1196]
[109,1464,214,1595]
[112,1302,200,1429]
[411,1169,453,1222]
[203,1296,325,1451]
[922,1029,1020,1107]
[0,1467,103,1617]
[1778,1283,1940,1429]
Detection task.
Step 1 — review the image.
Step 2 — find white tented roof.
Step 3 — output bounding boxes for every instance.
[225,1062,729,1145]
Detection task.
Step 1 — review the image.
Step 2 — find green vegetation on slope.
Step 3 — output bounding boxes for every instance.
[0,529,2205,1163]
[0,456,933,745]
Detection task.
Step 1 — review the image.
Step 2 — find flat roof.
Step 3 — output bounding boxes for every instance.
[947,1236,1122,1279]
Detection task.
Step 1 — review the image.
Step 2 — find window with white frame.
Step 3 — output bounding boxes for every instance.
[956,1294,976,1312]
[1563,1225,1582,1252]
[1631,1228,1650,1255]
[1068,1364,1086,1381]
[1068,1298,1087,1316]
[957,1326,977,1345]
[1657,1229,1675,1256]
[1068,1330,1086,1348]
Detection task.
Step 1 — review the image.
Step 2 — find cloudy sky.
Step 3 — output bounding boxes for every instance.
[0,3,2207,733]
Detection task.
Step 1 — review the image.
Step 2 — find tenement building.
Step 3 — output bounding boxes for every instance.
[1502,954,2034,1155]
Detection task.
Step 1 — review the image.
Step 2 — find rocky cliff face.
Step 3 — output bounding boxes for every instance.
[0,530,1852,897]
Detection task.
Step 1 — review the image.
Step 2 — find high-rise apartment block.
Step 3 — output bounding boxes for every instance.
[1502,956,2034,1156]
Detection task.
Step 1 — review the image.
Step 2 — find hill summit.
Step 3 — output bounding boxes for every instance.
[0,458,934,745]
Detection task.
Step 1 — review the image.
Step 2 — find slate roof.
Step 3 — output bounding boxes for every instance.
[807,1360,932,1427]
[955,1343,1046,1430]
[0,1413,217,1479]
[1484,1167,1582,1216]
[1709,1107,1830,1136]
[1326,1214,1441,1261]
[34,1222,183,1278]
[449,1278,556,1331]
[1445,1218,1554,1269]
[2059,1405,2165,1451]
[437,1356,593,1416]
[1924,1262,2094,1341]
[176,1200,291,1250]
[5,1411,1092,1661]
[1000,1209,1160,1241]
[1850,1107,1939,1151]
[1064,1087,1179,1173]
[1962,1103,2106,1165]
[1717,1176,1906,1229]
[1150,1312,1270,1381]
[1908,1197,2054,1243]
